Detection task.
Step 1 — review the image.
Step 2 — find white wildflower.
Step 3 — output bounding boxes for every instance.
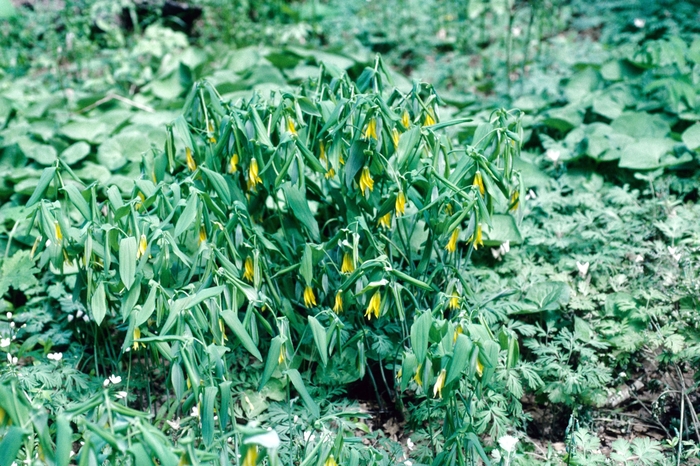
[7,353,18,364]
[115,391,127,400]
[407,438,415,451]
[109,374,122,385]
[47,352,63,361]
[6,312,11,319]
[67,315,74,322]
[167,419,182,430]
[498,435,519,453]
[0,338,9,348]
[545,148,561,162]
[576,261,589,278]
[668,246,681,262]
[634,18,645,28]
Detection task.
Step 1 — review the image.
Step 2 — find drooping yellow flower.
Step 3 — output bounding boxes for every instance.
[243,257,254,282]
[229,153,239,173]
[247,158,262,192]
[198,226,207,245]
[208,122,216,143]
[54,221,63,241]
[449,291,460,310]
[476,358,484,377]
[186,147,197,171]
[395,191,406,216]
[136,191,145,210]
[510,190,520,212]
[446,228,459,253]
[324,455,338,466]
[287,117,297,136]
[401,110,411,129]
[423,111,436,127]
[378,212,391,229]
[333,292,344,314]
[137,234,147,259]
[242,446,258,466]
[414,364,423,386]
[325,166,336,179]
[303,286,317,308]
[219,318,228,343]
[340,252,355,274]
[364,291,381,320]
[133,327,145,351]
[319,141,326,162]
[433,369,446,398]
[453,324,463,344]
[391,128,400,149]
[359,167,374,193]
[363,118,377,140]
[469,224,484,250]
[445,203,453,215]
[278,345,285,364]
[473,170,485,196]
[339,154,345,165]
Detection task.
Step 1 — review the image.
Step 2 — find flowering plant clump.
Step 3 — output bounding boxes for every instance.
[27,57,524,462]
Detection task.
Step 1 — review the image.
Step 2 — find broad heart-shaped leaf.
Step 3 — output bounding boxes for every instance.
[220,310,263,362]
[282,182,320,241]
[60,120,108,144]
[525,281,570,311]
[286,369,320,418]
[618,138,674,170]
[308,315,328,366]
[90,281,107,325]
[410,311,432,366]
[682,122,700,150]
[564,67,601,103]
[482,214,522,246]
[60,141,91,165]
[119,237,137,290]
[611,112,670,139]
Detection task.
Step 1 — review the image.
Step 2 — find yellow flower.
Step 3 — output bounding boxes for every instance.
[359,167,374,193]
[423,111,436,127]
[446,228,459,253]
[229,153,239,173]
[324,455,338,466]
[473,170,485,196]
[476,358,484,377]
[133,327,145,351]
[414,364,423,386]
[391,128,400,149]
[341,252,355,274]
[303,286,317,308]
[219,318,228,343]
[433,369,446,398]
[363,118,377,140]
[401,110,411,129]
[247,158,262,192]
[198,226,207,245]
[242,446,258,466]
[137,234,147,259]
[445,203,453,215]
[449,292,460,310]
[510,190,520,212]
[469,224,484,250]
[325,166,336,179]
[278,345,285,364]
[453,324,462,343]
[243,257,254,282]
[287,117,297,136]
[319,141,326,162]
[339,154,345,165]
[365,291,381,320]
[186,147,197,171]
[395,191,406,216]
[378,212,391,229]
[54,221,63,241]
[136,191,145,210]
[208,122,216,143]
[333,292,344,313]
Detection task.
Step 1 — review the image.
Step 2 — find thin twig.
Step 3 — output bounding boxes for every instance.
[78,93,155,114]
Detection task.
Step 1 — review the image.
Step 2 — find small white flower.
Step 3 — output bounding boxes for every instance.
[525,189,537,200]
[76,310,83,319]
[47,352,63,361]
[404,461,413,466]
[545,148,561,162]
[512,26,522,37]
[668,246,681,262]
[82,314,89,322]
[109,375,122,385]
[634,254,644,263]
[191,406,199,418]
[0,338,9,348]
[67,315,74,322]
[407,438,415,451]
[6,353,18,364]
[491,248,502,260]
[103,379,110,387]
[6,312,11,319]
[115,391,127,400]
[634,18,645,28]
[498,435,519,453]
[576,261,589,278]
[491,449,502,461]
[167,419,182,430]
[501,241,510,254]
[9,322,15,328]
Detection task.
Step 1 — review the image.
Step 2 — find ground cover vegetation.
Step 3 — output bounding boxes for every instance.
[0,0,699,464]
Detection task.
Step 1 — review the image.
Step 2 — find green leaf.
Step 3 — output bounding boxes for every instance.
[482,214,523,246]
[220,310,263,361]
[201,167,232,205]
[682,122,700,150]
[27,167,56,207]
[61,141,91,165]
[618,138,674,170]
[282,183,320,241]
[259,336,283,391]
[308,316,328,366]
[300,244,313,285]
[134,285,157,327]
[524,281,570,311]
[0,251,39,296]
[0,427,26,466]
[201,386,217,446]
[445,334,473,386]
[410,311,432,365]
[91,281,107,325]
[287,369,320,418]
[55,414,72,466]
[174,194,198,238]
[611,112,670,139]
[119,237,137,290]
[62,184,91,221]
